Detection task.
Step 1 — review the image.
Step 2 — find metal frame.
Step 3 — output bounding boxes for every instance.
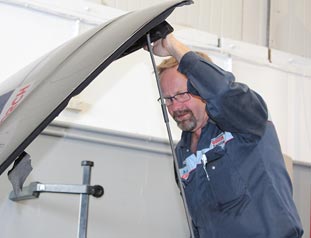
[9,160,104,238]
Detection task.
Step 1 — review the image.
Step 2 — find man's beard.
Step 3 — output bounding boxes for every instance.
[173,109,197,132]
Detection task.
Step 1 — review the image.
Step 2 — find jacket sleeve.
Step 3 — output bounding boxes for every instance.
[178,51,268,138]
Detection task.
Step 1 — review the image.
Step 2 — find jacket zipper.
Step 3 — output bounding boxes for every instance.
[201,153,210,181]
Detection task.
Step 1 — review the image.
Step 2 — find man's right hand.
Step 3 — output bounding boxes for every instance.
[146,33,191,62]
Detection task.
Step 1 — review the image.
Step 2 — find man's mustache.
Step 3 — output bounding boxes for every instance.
[173,109,192,120]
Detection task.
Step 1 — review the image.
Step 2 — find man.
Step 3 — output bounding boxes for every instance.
[151,34,304,237]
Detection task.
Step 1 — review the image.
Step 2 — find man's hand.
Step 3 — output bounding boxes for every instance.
[146,34,191,62]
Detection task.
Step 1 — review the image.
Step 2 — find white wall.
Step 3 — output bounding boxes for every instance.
[0,124,189,238]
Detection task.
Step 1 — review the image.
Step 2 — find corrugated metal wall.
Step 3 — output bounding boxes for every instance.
[97,0,311,58]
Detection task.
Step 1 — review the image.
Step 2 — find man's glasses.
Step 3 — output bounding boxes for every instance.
[157,91,191,106]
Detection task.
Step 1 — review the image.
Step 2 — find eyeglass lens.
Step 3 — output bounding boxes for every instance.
[165,92,190,105]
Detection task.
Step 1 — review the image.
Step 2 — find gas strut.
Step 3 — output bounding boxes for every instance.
[146,33,195,238]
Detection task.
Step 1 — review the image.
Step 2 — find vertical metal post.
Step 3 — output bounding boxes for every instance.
[77,160,94,238]
[266,0,272,63]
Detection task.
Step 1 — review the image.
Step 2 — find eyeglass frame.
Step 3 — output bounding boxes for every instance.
[157,91,192,106]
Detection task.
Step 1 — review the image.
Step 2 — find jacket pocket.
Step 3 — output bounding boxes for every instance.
[204,146,249,212]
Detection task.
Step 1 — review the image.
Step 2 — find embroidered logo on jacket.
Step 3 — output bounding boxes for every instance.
[179,132,233,180]
[211,133,226,148]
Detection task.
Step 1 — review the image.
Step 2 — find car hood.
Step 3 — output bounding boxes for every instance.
[0,0,193,175]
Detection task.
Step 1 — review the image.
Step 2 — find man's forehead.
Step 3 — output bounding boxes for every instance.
[160,67,187,83]
[160,72,187,96]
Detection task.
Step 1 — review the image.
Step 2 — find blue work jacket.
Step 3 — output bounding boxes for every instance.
[175,52,304,238]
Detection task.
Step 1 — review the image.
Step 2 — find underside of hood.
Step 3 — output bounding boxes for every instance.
[0,0,193,175]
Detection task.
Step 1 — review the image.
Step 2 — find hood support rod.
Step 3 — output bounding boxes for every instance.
[146,33,195,238]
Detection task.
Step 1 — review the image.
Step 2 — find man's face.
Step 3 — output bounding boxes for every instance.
[160,66,208,132]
